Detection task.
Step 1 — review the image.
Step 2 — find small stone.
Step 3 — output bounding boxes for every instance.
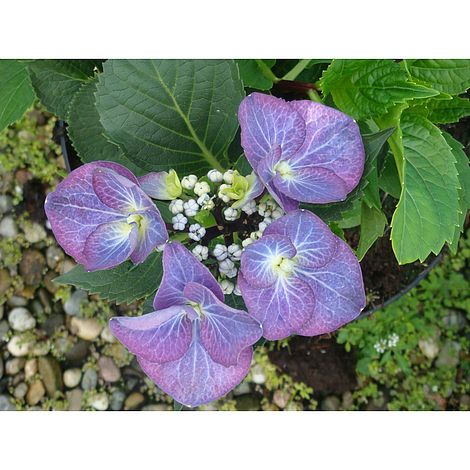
[110,389,126,411]
[419,338,440,360]
[62,259,76,274]
[443,310,467,331]
[0,320,9,342]
[63,368,82,388]
[19,249,46,286]
[38,289,52,313]
[44,271,58,294]
[42,313,64,337]
[70,317,102,341]
[46,246,64,270]
[31,342,50,356]
[342,391,354,410]
[81,368,98,390]
[233,382,251,396]
[0,216,18,238]
[273,390,290,409]
[142,404,169,411]
[24,359,38,380]
[124,392,145,410]
[5,358,25,375]
[63,290,88,317]
[251,364,266,384]
[436,341,461,369]
[0,195,13,214]
[321,396,341,411]
[66,389,83,411]
[8,307,36,332]
[65,340,90,364]
[14,382,28,399]
[38,356,63,396]
[98,356,121,383]
[0,356,3,379]
[0,269,12,297]
[100,325,116,343]
[460,395,470,408]
[26,380,45,406]
[7,296,28,307]
[23,222,47,244]
[90,392,109,411]
[0,395,16,411]
[7,334,34,357]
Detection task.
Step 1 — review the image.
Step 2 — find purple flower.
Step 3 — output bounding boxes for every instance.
[238,210,365,340]
[238,93,365,211]
[109,241,262,407]
[45,161,168,271]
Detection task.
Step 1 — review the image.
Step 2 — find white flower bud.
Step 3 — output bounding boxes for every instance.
[227,243,242,261]
[259,217,272,233]
[197,193,215,211]
[223,207,240,221]
[219,258,235,274]
[192,244,209,261]
[172,213,187,231]
[250,230,262,240]
[223,169,235,184]
[220,279,234,294]
[183,199,199,217]
[188,223,206,242]
[207,169,223,183]
[225,266,238,278]
[233,283,242,296]
[241,200,257,215]
[242,238,253,248]
[258,202,272,218]
[213,243,228,261]
[181,174,198,190]
[169,199,184,215]
[271,208,284,219]
[194,181,211,196]
[218,184,232,203]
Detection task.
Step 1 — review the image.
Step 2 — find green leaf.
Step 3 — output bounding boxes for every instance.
[0,60,35,132]
[379,153,401,199]
[303,127,395,222]
[194,209,217,228]
[442,132,470,254]
[28,60,101,118]
[423,96,470,124]
[236,59,277,90]
[390,113,460,264]
[224,293,246,310]
[233,153,252,175]
[406,59,470,95]
[96,59,245,176]
[320,59,439,120]
[153,200,173,223]
[356,203,387,260]
[67,77,141,173]
[54,251,163,304]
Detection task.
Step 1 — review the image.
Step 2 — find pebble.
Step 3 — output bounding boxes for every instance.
[0,195,13,214]
[98,356,121,383]
[38,357,63,396]
[0,356,3,379]
[7,295,28,307]
[321,396,341,411]
[64,290,88,316]
[63,368,82,388]
[142,404,168,411]
[66,389,83,411]
[62,259,76,273]
[44,271,58,294]
[45,246,64,270]
[70,316,102,341]
[81,368,98,390]
[0,269,11,297]
[342,391,354,409]
[7,335,34,357]
[110,390,126,411]
[5,358,25,375]
[419,338,440,360]
[100,325,116,343]
[251,365,266,384]
[0,216,18,238]
[14,382,28,399]
[24,359,38,380]
[436,341,461,369]
[8,307,36,332]
[0,320,9,342]
[0,394,16,411]
[0,304,3,320]
[26,380,45,406]
[42,313,65,337]
[443,310,467,331]
[273,390,290,409]
[124,392,145,410]
[19,249,46,286]
[64,339,90,364]
[233,382,251,396]
[90,392,109,411]
[23,222,47,244]
[31,342,50,356]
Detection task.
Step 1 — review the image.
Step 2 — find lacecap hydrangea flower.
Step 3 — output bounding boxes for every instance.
[110,241,262,407]
[238,92,365,211]
[44,161,168,271]
[238,210,366,340]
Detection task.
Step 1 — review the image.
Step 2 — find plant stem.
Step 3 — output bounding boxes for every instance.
[255,59,279,84]
[282,59,311,81]
[307,89,322,102]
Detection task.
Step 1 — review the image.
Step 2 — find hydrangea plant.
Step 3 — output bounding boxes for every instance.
[2,59,469,407]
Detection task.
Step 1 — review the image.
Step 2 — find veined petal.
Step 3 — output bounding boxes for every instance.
[238,272,315,340]
[287,100,365,196]
[138,170,182,200]
[296,240,366,336]
[238,93,306,170]
[82,219,137,271]
[240,234,296,288]
[153,242,224,310]
[183,282,262,367]
[109,305,194,363]
[92,167,154,213]
[129,209,169,264]
[138,322,253,407]
[273,165,349,204]
[265,210,338,269]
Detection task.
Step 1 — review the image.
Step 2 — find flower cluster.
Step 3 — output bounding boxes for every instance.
[45,92,367,406]
[374,333,400,354]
